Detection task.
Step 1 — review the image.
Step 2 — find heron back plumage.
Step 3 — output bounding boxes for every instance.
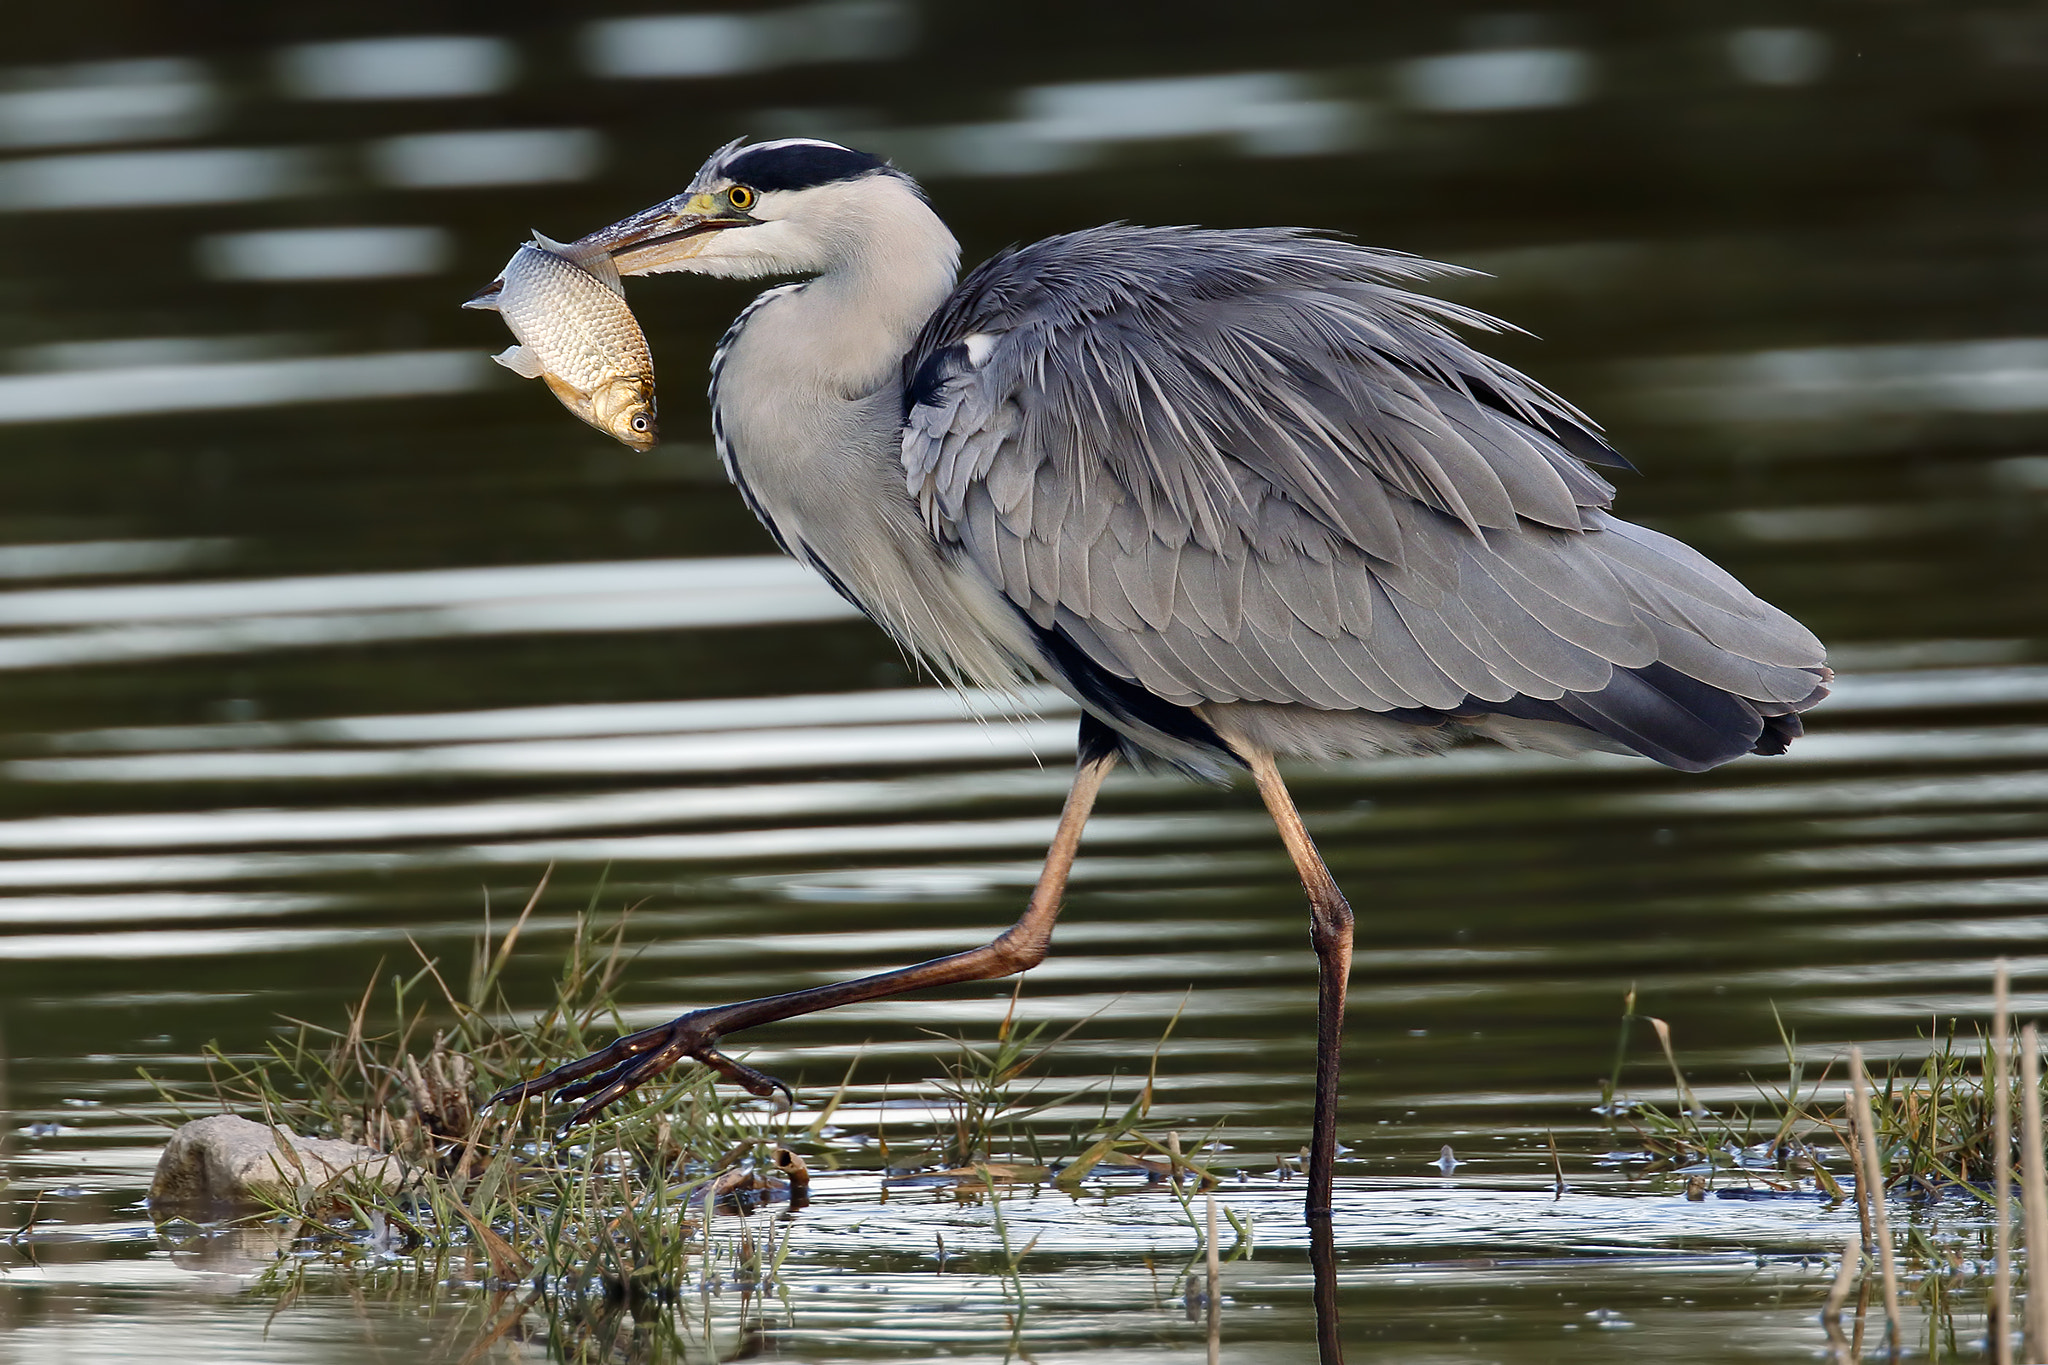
[898,225,1827,774]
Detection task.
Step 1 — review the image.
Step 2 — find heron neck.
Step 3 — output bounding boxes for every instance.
[790,188,960,397]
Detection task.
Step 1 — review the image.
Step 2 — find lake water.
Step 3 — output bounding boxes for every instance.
[2,4,2046,1361]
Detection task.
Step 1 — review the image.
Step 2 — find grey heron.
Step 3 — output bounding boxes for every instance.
[489,137,1827,1245]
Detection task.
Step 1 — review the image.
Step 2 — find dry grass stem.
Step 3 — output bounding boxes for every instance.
[1851,1046,1904,1347]
[2023,1024,2048,1360]
[1823,1230,1859,1324]
[1996,961,2015,1365]
[1847,1097,1873,1253]
[1205,1187,1221,1365]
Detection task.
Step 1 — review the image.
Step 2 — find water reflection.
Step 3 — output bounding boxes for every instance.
[582,2,916,79]
[0,59,214,148]
[1725,28,1831,87]
[1394,47,1594,112]
[0,539,231,581]
[276,37,520,103]
[0,556,853,666]
[0,146,318,211]
[197,226,453,282]
[0,349,483,427]
[368,128,606,189]
[1627,336,2048,423]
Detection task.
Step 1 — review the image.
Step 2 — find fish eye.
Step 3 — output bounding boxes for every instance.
[631,414,650,432]
[727,185,756,212]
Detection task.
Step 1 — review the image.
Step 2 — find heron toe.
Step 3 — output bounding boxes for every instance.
[489,1010,791,1126]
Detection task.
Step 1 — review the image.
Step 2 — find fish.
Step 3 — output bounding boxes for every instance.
[464,233,658,451]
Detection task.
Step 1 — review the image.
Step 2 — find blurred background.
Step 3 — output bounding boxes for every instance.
[2,2,2047,1359]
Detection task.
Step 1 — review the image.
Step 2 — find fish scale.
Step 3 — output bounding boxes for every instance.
[497,247,648,393]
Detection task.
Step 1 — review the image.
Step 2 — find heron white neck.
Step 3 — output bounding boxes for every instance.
[779,177,961,397]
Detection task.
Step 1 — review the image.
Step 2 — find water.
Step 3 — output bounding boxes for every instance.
[1,4,2044,1359]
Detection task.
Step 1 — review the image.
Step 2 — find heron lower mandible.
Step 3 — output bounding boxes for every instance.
[489,137,1828,1249]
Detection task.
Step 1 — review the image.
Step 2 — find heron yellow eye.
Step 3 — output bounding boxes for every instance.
[728,185,756,212]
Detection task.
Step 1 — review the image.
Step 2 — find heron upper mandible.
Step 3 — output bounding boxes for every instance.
[491,137,1828,1237]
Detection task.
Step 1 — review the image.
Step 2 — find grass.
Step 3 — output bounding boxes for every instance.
[1603,963,2048,1360]
[160,881,2048,1361]
[143,877,1236,1360]
[1606,993,2028,1200]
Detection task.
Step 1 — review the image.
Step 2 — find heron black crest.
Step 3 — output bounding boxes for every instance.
[719,139,891,192]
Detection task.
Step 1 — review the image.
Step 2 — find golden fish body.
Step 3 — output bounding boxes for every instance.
[469,236,657,451]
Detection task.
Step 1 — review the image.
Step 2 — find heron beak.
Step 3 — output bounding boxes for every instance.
[569,191,752,275]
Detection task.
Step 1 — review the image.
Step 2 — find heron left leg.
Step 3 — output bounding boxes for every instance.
[1244,749,1353,1221]
[491,747,1119,1125]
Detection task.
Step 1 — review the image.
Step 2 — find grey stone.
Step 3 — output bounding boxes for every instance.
[150,1114,406,1210]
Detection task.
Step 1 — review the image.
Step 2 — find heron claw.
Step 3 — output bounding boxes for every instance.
[488,1009,789,1125]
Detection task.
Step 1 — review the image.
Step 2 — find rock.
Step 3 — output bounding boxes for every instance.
[150,1114,405,1211]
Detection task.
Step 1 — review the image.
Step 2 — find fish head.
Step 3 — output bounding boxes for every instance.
[587,374,658,452]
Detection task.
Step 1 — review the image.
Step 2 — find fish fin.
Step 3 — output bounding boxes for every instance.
[492,344,545,379]
[541,372,589,410]
[533,229,624,297]
[461,279,504,311]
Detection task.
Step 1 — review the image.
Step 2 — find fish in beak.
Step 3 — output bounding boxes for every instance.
[465,236,659,452]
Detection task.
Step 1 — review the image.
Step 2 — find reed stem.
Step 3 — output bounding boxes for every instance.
[1205,1188,1222,1365]
[1823,1229,1859,1323]
[1851,1046,1904,1347]
[1847,1090,1872,1253]
[1996,963,2014,1365]
[1822,1229,1860,1365]
[2021,1024,2048,1360]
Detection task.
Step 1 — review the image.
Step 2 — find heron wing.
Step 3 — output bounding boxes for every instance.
[900,226,1826,770]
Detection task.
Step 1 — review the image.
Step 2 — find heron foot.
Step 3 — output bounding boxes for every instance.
[488,1010,791,1128]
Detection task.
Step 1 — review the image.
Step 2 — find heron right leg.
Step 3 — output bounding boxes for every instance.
[1244,749,1353,1217]
[492,747,1119,1124]
[1244,747,1351,1359]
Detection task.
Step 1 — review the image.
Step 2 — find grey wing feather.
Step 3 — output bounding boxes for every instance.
[901,226,1827,771]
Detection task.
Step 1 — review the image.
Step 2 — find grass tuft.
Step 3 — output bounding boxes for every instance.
[143,878,1234,1360]
[1605,966,2048,1360]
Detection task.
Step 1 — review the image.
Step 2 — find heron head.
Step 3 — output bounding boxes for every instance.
[575,138,929,280]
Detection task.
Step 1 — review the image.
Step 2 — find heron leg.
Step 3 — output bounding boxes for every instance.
[1244,750,1353,1219]
[1243,749,1350,1359]
[492,749,1119,1125]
